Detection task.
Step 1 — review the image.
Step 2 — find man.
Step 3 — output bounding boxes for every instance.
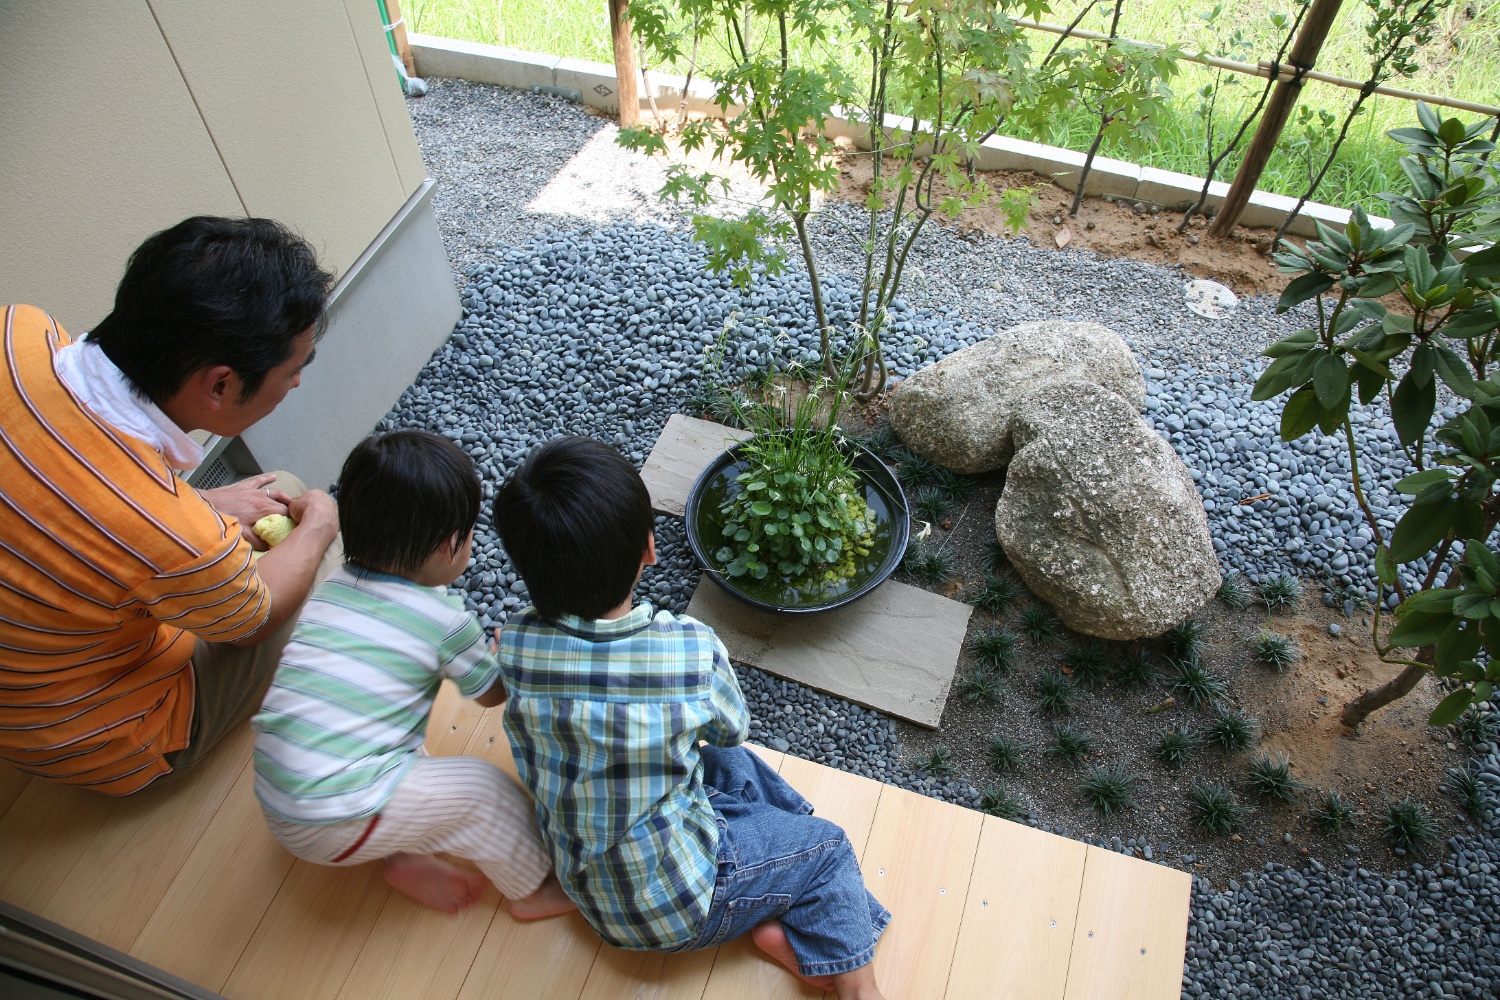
[0,216,342,794]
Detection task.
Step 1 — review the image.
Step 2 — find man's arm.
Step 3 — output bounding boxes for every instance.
[225,489,339,647]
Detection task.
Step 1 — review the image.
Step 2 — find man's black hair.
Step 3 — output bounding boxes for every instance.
[88,216,334,406]
[339,430,481,578]
[493,436,653,622]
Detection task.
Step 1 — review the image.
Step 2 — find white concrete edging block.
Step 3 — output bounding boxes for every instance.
[406,33,1396,240]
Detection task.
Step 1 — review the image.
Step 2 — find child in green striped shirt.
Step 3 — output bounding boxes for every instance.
[251,430,574,918]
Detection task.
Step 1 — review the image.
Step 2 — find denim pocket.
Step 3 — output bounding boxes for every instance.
[706,893,795,947]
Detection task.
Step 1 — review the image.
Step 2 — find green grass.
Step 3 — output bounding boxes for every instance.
[1021,605,1061,644]
[1202,710,1259,752]
[980,782,1025,820]
[406,0,1500,214]
[1247,751,1305,803]
[1169,657,1228,709]
[1112,648,1158,690]
[1063,640,1112,690]
[1036,667,1075,716]
[1253,628,1302,672]
[916,744,956,777]
[971,572,1024,614]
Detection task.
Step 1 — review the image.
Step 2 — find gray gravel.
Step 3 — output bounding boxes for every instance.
[402,80,1498,998]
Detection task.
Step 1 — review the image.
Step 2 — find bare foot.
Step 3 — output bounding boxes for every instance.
[507,874,578,920]
[751,921,834,991]
[383,853,486,914]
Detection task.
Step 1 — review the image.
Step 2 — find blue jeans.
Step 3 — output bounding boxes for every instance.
[677,744,892,978]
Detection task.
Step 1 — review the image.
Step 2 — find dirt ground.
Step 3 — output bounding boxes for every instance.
[631,114,1301,299]
[887,464,1471,888]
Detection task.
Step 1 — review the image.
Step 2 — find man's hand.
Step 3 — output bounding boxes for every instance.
[199,474,294,549]
[287,489,339,537]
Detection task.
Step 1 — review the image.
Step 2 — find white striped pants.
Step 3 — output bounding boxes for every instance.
[265,755,552,900]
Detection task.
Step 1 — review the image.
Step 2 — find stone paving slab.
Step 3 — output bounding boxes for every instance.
[644,412,972,727]
[686,576,971,728]
[640,413,752,517]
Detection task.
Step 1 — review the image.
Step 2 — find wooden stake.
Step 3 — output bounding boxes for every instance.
[608,0,639,127]
[384,0,416,76]
[1208,0,1343,238]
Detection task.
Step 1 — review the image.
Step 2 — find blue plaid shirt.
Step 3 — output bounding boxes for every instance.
[496,602,750,949]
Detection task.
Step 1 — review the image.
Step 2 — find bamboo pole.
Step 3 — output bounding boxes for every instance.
[608,0,639,128]
[384,0,416,76]
[1209,0,1344,238]
[1013,17,1500,118]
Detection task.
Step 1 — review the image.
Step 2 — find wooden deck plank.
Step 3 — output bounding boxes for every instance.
[335,887,503,1000]
[130,757,295,993]
[221,858,393,1000]
[776,754,883,860]
[0,772,118,913]
[38,724,253,951]
[455,910,604,1000]
[1061,847,1193,1000]
[0,762,30,819]
[943,817,1089,1000]
[577,945,718,1000]
[311,682,506,1000]
[858,785,984,1000]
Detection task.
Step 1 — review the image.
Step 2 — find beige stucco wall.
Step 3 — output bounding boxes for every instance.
[0,0,426,334]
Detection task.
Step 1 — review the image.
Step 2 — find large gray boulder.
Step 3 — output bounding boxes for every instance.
[995,379,1219,640]
[889,320,1146,474]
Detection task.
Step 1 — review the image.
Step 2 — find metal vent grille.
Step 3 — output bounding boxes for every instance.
[192,457,234,490]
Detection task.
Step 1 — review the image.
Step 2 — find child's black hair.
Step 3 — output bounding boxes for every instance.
[338,430,480,577]
[493,436,653,622]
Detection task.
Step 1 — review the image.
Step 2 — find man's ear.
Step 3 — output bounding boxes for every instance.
[643,530,658,567]
[197,364,239,412]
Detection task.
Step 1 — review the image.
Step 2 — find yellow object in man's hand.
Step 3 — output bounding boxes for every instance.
[253,513,297,548]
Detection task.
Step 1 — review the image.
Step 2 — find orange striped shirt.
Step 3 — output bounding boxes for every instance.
[0,305,271,794]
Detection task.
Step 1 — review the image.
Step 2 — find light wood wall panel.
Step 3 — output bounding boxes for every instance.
[341,0,428,195]
[146,0,410,277]
[0,1,245,333]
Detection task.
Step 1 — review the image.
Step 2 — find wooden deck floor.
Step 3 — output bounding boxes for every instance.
[0,684,1191,999]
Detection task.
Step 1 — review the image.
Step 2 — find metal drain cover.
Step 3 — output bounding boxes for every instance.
[1184,279,1239,319]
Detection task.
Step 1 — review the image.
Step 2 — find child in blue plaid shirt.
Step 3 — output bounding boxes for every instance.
[492,436,889,999]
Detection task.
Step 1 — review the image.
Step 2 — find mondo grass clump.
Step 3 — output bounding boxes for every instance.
[1451,708,1499,747]
[980,782,1024,820]
[1218,573,1252,610]
[910,485,955,524]
[1253,628,1302,672]
[1063,640,1111,690]
[1384,797,1436,854]
[860,423,902,462]
[916,744,956,777]
[1260,573,1302,613]
[903,541,954,584]
[1047,722,1094,762]
[970,627,1018,673]
[1202,710,1259,752]
[1035,667,1075,716]
[891,448,940,490]
[985,734,1029,774]
[1445,765,1485,816]
[1021,605,1061,643]
[1111,648,1157,690]
[1155,725,1196,769]
[981,537,1009,575]
[1169,657,1228,709]
[1247,752,1305,803]
[1188,782,1246,836]
[1163,617,1207,661]
[1079,761,1137,816]
[957,668,1004,704]
[971,571,1023,613]
[932,467,974,505]
[1310,790,1355,835]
